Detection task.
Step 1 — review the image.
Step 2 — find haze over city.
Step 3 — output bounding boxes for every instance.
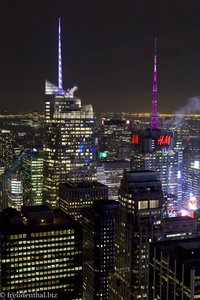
[1,0,200,113]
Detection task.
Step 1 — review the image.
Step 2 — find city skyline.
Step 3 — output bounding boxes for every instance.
[0,1,200,113]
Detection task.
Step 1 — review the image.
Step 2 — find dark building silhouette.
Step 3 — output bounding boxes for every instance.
[149,238,200,299]
[161,215,197,241]
[110,170,163,300]
[82,200,118,300]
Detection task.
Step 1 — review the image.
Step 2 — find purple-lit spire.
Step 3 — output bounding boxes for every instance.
[151,38,158,129]
[58,18,63,89]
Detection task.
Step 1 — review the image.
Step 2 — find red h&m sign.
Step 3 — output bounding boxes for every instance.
[157,135,171,146]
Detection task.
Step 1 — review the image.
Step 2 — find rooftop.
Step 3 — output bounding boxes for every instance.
[22,205,51,213]
[124,170,160,184]
[62,181,107,189]
[163,216,194,223]
[0,207,80,234]
[153,238,200,270]
[83,200,118,216]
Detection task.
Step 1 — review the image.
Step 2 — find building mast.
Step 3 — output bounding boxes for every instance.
[151,38,158,129]
[58,18,63,90]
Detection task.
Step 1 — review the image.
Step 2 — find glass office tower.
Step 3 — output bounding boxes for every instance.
[22,150,44,206]
[44,81,96,208]
[43,20,96,208]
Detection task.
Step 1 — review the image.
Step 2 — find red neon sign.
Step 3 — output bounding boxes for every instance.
[132,134,139,144]
[157,135,171,145]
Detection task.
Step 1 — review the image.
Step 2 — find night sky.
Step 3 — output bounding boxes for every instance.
[0,0,200,113]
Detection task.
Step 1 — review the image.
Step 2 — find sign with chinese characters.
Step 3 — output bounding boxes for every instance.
[131,134,139,144]
[157,135,171,146]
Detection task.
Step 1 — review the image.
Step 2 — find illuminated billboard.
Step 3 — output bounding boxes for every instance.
[188,194,197,211]
[131,134,139,144]
[157,135,171,146]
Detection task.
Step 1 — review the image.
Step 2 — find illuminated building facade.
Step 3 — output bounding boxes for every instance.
[22,150,44,206]
[97,160,130,200]
[43,85,96,208]
[7,173,23,211]
[0,206,82,298]
[0,163,6,210]
[149,238,200,299]
[183,158,200,209]
[98,119,131,160]
[0,129,14,170]
[59,181,108,222]
[82,200,118,300]
[110,171,163,300]
[194,209,200,236]
[131,128,178,197]
[172,131,184,209]
[163,193,178,217]
[43,19,96,208]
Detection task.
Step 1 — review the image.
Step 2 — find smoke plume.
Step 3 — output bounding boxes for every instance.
[174,96,200,115]
[164,96,200,129]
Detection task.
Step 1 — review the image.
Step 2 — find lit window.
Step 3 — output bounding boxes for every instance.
[138,201,148,210]
[149,200,159,208]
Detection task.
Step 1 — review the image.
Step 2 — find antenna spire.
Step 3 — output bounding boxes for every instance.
[58,18,63,89]
[151,38,158,129]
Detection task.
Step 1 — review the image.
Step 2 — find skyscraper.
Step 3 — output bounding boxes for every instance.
[59,181,108,222]
[110,171,163,300]
[131,128,175,195]
[82,200,118,299]
[98,118,131,161]
[131,42,180,200]
[0,206,82,298]
[97,160,130,200]
[0,129,14,170]
[183,157,200,209]
[22,150,44,206]
[7,173,23,211]
[173,130,184,209]
[43,19,96,208]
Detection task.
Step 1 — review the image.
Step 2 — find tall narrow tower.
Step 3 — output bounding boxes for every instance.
[44,19,96,208]
[58,17,63,90]
[151,39,158,129]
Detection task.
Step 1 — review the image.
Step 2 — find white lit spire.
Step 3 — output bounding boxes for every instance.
[58,18,63,89]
